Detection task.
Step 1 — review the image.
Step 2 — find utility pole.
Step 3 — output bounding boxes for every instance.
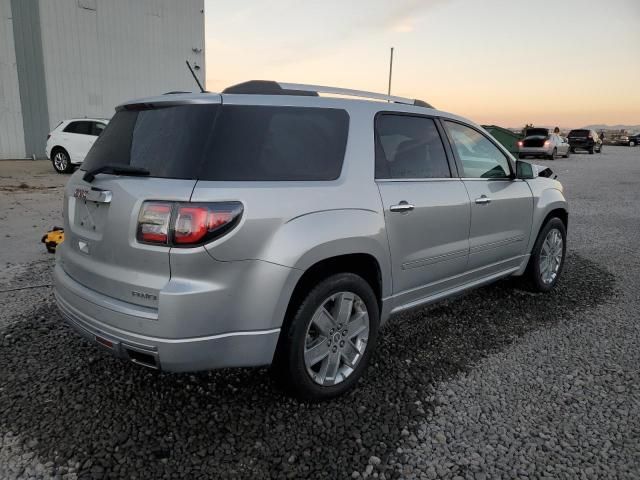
[387,47,394,99]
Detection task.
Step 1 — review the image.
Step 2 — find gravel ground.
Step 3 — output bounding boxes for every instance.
[1,148,639,479]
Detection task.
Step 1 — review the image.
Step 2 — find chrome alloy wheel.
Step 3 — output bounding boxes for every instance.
[539,228,563,285]
[53,151,69,171]
[304,291,370,386]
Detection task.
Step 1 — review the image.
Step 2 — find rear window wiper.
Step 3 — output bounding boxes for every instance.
[83,164,150,183]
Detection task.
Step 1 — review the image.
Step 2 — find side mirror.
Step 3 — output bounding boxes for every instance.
[516,160,535,179]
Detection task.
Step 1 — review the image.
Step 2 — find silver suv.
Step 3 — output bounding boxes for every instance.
[54,81,568,400]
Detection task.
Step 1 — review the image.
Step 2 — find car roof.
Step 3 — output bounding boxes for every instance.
[116,82,479,129]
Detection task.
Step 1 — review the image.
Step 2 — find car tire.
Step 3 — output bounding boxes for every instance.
[630,141,636,147]
[522,217,567,293]
[588,147,594,155]
[569,147,575,153]
[271,272,379,401]
[548,148,557,160]
[598,144,603,153]
[51,148,73,173]
[563,149,570,158]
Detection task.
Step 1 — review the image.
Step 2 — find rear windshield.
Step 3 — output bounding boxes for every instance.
[568,129,589,137]
[82,104,349,181]
[524,128,548,137]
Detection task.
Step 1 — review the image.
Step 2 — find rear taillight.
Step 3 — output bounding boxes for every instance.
[544,140,550,146]
[136,201,243,247]
[137,202,172,244]
[517,140,523,147]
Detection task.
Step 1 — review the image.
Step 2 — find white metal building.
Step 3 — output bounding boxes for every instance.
[0,0,205,159]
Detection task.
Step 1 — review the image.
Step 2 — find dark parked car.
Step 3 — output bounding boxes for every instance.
[613,133,640,147]
[567,129,603,154]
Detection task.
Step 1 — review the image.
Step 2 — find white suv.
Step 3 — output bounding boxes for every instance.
[46,118,109,173]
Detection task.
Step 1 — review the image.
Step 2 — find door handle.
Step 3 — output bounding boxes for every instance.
[475,195,491,205]
[390,201,415,213]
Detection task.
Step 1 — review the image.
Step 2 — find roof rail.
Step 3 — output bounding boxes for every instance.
[222,80,433,108]
[278,82,433,108]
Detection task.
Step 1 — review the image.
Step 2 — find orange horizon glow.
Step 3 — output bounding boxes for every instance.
[205,0,640,129]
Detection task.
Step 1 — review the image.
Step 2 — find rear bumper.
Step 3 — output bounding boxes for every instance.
[53,262,287,372]
[519,146,553,157]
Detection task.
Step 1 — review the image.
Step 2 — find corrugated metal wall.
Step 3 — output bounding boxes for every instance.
[0,0,26,159]
[11,0,49,159]
[39,0,205,128]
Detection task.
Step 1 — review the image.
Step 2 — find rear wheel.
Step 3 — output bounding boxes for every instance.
[52,148,72,173]
[272,273,379,401]
[563,148,570,158]
[588,146,594,154]
[630,141,636,147]
[523,217,567,292]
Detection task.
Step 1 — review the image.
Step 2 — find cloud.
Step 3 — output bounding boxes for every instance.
[205,0,450,66]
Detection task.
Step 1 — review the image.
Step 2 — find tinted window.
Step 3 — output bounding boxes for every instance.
[568,129,589,137]
[445,121,511,179]
[64,121,91,135]
[83,105,218,179]
[375,114,450,179]
[200,106,348,181]
[91,122,106,136]
[82,104,348,181]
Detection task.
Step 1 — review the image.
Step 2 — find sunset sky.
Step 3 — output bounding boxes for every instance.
[204,0,640,128]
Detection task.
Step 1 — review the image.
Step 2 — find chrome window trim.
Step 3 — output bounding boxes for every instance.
[375,177,461,183]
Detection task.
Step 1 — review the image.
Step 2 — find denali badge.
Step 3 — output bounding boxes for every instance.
[131,290,157,301]
[73,187,89,199]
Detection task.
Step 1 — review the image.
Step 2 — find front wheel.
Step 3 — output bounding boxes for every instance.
[52,149,73,173]
[272,273,379,401]
[523,217,567,292]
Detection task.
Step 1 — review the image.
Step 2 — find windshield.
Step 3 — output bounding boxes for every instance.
[524,128,549,137]
[82,104,349,181]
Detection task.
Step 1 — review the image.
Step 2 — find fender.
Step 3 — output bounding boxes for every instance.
[526,185,568,253]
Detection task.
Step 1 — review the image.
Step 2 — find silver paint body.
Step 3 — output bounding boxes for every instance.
[53,92,568,371]
[519,133,570,158]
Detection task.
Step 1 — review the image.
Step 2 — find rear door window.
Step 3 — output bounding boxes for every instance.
[64,121,91,135]
[82,104,349,181]
[375,114,451,179]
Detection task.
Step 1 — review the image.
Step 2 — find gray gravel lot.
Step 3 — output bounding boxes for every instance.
[1,147,639,479]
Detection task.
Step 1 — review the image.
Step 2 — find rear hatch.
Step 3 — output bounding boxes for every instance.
[522,128,549,148]
[60,96,221,308]
[568,129,590,145]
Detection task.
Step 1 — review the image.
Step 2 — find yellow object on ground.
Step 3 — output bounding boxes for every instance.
[41,227,64,253]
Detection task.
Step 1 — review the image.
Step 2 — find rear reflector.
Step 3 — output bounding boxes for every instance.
[95,336,114,349]
[137,201,243,247]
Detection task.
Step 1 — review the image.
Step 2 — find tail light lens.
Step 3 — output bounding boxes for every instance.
[137,202,172,244]
[137,201,243,247]
[544,140,550,146]
[517,140,523,147]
